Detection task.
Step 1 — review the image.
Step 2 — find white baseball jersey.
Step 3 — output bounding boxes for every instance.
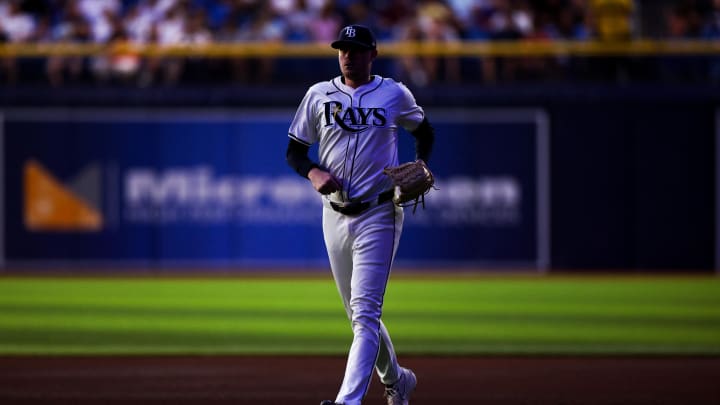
[288,75,425,203]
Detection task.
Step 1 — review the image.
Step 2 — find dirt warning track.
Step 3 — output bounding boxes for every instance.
[1,355,719,404]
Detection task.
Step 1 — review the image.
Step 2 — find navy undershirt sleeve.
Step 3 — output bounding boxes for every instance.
[411,118,435,163]
[286,137,318,179]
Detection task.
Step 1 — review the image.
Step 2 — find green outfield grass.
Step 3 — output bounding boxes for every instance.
[0,274,719,356]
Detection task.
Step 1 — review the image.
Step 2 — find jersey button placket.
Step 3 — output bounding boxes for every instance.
[343,96,360,201]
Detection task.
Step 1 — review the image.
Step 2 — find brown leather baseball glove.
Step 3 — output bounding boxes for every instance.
[383,160,435,213]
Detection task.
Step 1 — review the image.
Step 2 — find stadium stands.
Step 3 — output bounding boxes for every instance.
[0,0,719,89]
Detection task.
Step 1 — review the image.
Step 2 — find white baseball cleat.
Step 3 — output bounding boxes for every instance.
[384,367,417,405]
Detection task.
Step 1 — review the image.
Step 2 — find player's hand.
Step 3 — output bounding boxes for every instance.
[308,168,342,195]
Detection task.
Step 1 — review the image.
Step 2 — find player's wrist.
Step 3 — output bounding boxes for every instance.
[307,165,322,178]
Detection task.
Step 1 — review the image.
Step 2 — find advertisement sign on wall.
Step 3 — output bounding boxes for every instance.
[717,109,720,273]
[1,108,548,270]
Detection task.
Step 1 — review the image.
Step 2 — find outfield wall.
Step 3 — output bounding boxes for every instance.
[0,85,717,272]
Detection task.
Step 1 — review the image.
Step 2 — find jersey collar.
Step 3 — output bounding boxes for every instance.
[336,75,379,93]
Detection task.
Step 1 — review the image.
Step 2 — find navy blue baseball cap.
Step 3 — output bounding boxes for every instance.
[331,25,377,50]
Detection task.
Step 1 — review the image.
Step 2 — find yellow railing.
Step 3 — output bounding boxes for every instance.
[1,40,720,58]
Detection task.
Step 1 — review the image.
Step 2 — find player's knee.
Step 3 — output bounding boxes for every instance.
[351,314,380,337]
[349,300,382,331]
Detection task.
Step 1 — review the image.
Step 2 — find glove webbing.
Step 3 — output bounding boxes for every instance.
[397,184,437,214]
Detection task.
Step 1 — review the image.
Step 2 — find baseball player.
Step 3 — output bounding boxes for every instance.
[285,25,434,405]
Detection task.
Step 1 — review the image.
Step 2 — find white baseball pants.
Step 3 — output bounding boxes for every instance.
[322,200,404,405]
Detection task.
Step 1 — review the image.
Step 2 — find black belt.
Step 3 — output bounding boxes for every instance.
[329,190,394,216]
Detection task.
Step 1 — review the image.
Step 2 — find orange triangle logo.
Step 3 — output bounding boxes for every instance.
[24,160,103,232]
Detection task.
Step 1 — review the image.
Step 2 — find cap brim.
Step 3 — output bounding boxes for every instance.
[331,40,375,50]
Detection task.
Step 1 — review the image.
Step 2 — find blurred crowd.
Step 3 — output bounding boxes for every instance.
[1,0,719,87]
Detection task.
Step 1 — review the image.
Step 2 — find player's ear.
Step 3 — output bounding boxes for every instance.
[371,49,378,60]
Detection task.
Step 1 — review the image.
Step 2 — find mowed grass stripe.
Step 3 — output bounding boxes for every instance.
[383,277,720,352]
[0,276,718,355]
[0,278,349,355]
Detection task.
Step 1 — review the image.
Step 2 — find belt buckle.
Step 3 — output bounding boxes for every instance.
[330,200,368,216]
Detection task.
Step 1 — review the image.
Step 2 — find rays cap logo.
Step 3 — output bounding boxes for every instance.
[331,25,377,50]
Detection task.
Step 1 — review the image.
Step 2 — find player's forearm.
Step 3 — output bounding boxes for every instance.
[411,118,434,163]
[286,138,318,178]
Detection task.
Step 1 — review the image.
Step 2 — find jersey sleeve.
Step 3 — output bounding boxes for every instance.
[288,87,319,145]
[394,81,425,132]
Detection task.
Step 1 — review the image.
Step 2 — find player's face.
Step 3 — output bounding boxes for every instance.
[338,46,377,84]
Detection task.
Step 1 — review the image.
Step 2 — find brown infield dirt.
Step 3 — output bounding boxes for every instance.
[1,355,719,404]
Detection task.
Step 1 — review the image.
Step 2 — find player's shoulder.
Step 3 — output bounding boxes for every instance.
[375,76,404,87]
[376,76,417,100]
[377,76,414,91]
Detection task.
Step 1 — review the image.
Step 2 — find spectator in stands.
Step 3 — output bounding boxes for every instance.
[76,0,154,86]
[204,0,235,31]
[541,0,591,40]
[271,0,343,42]
[139,3,188,86]
[702,0,720,82]
[534,0,591,80]
[344,1,378,34]
[77,0,121,43]
[282,0,313,41]
[487,0,533,40]
[89,8,128,80]
[128,0,171,30]
[186,9,213,45]
[474,0,535,83]
[516,2,556,80]
[446,0,485,37]
[587,0,635,41]
[375,0,415,40]
[183,9,213,82]
[124,2,156,44]
[418,0,462,83]
[0,0,36,42]
[233,3,286,83]
[394,0,462,87]
[396,11,429,86]
[306,2,342,43]
[156,4,187,46]
[667,2,700,39]
[582,0,638,81]
[0,0,36,83]
[46,0,92,86]
[453,1,496,82]
[376,0,415,26]
[659,1,707,82]
[153,0,181,18]
[100,20,142,85]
